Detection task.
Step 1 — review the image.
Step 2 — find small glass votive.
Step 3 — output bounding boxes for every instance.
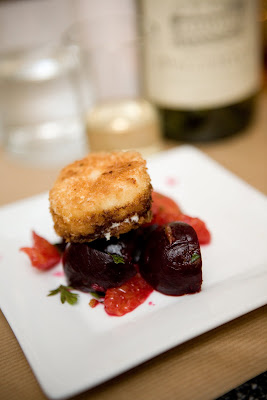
[86,99,161,156]
[65,13,162,156]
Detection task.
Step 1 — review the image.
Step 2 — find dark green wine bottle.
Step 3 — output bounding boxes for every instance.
[159,96,257,142]
[142,0,261,142]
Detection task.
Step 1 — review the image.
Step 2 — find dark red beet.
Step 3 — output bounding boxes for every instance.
[132,224,159,264]
[63,241,136,293]
[91,231,136,264]
[140,222,202,296]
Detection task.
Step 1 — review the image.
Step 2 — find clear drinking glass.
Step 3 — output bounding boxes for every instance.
[65,12,162,156]
[0,2,87,167]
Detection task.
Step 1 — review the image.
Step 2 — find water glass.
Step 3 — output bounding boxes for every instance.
[0,41,87,166]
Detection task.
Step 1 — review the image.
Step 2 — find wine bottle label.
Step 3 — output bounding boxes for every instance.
[143,0,261,109]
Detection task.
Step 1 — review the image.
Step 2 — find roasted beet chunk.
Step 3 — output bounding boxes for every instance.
[63,241,136,293]
[140,222,202,296]
[91,232,136,264]
[132,224,159,264]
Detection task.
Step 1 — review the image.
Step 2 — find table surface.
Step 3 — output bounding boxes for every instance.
[0,92,266,400]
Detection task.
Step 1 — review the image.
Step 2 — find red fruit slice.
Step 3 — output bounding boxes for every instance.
[148,191,211,245]
[20,231,61,270]
[104,274,153,316]
[148,191,182,226]
[178,215,211,245]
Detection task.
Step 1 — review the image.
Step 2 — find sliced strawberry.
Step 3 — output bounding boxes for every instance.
[148,191,182,226]
[147,191,211,245]
[177,215,211,245]
[104,274,153,316]
[20,231,61,270]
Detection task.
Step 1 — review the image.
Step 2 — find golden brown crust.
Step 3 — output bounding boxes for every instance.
[49,151,152,242]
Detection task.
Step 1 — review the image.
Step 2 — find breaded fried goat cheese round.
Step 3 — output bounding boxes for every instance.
[49,151,152,242]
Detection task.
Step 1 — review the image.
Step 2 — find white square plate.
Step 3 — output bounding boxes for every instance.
[0,146,267,399]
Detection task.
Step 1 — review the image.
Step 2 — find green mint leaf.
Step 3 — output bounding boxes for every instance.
[108,253,125,264]
[191,253,200,263]
[48,285,79,305]
[66,291,79,305]
[47,287,61,296]
[90,292,104,299]
[60,291,66,304]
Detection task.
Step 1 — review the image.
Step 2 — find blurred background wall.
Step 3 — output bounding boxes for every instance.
[0,0,136,53]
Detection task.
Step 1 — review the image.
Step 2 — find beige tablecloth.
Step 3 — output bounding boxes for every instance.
[0,93,266,400]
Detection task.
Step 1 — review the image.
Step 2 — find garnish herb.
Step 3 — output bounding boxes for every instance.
[191,253,200,263]
[108,253,125,264]
[48,285,79,305]
[90,291,105,300]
